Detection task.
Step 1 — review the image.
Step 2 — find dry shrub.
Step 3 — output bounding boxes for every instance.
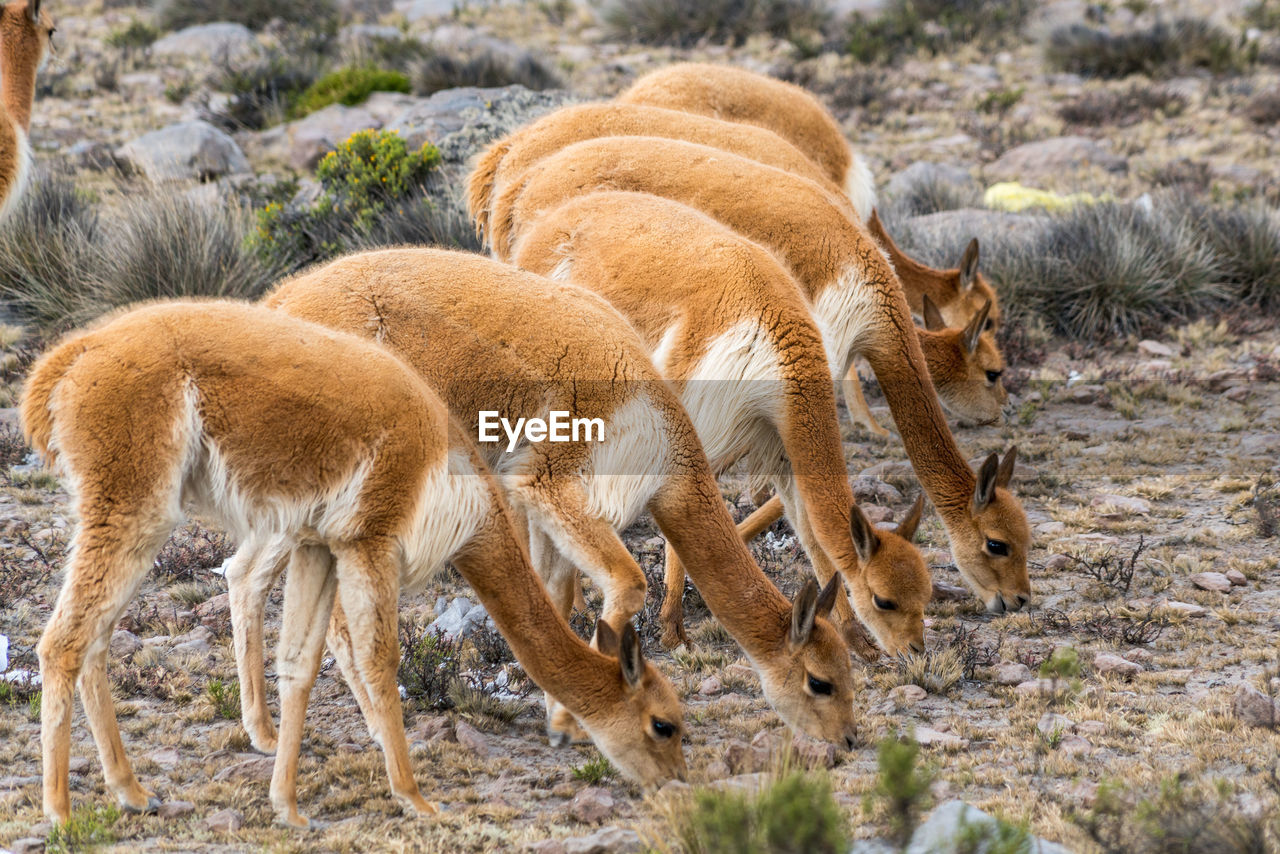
[1046,18,1247,78]
[1058,86,1187,126]
[604,0,830,47]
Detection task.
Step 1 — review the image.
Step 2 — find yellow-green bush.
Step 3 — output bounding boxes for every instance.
[290,67,411,118]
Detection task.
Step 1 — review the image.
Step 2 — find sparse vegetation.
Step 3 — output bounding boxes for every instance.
[152,0,338,33]
[571,753,616,784]
[673,769,849,854]
[1070,537,1149,596]
[205,678,241,720]
[847,0,1033,63]
[1046,18,1247,78]
[397,618,462,710]
[604,0,830,47]
[290,66,411,119]
[869,733,933,846]
[1058,86,1187,127]
[411,46,561,96]
[45,803,120,853]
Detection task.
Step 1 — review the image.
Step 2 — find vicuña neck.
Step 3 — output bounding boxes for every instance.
[1,45,38,132]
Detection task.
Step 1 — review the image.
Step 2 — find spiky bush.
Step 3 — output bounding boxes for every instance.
[603,0,830,47]
[870,733,934,846]
[1046,18,1247,78]
[674,770,849,854]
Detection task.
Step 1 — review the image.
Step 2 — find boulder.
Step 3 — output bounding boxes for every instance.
[110,629,143,659]
[1093,653,1141,679]
[1233,683,1279,729]
[1190,572,1232,593]
[1090,494,1151,516]
[151,23,260,63]
[454,720,492,757]
[993,661,1032,686]
[213,756,274,782]
[569,786,616,824]
[117,121,251,183]
[157,800,196,818]
[907,800,1073,854]
[563,826,644,854]
[284,105,381,171]
[985,136,1126,181]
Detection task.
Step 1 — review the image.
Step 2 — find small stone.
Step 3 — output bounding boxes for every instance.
[1037,713,1075,736]
[158,800,196,819]
[410,715,456,744]
[723,738,769,774]
[993,662,1033,686]
[1059,735,1093,755]
[862,505,893,524]
[195,593,231,629]
[1233,683,1279,728]
[171,625,214,654]
[1077,720,1107,736]
[1137,340,1175,358]
[205,808,243,833]
[791,734,837,769]
[913,727,968,749]
[1123,648,1153,664]
[454,721,491,757]
[889,684,927,704]
[146,748,181,768]
[1014,678,1069,696]
[1044,554,1072,571]
[214,756,274,782]
[702,760,731,781]
[1091,493,1152,516]
[1093,652,1141,679]
[110,629,143,658]
[569,786,616,824]
[1226,569,1248,587]
[562,826,644,854]
[698,676,722,696]
[9,838,44,854]
[1163,601,1207,618]
[1190,572,1232,593]
[67,756,90,774]
[525,840,567,854]
[658,780,691,799]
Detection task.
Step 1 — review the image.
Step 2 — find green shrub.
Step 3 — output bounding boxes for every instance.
[870,733,933,846]
[105,19,158,52]
[205,679,241,720]
[675,770,848,854]
[848,0,1033,62]
[604,0,830,47]
[1045,18,1247,78]
[571,754,616,784]
[46,803,119,853]
[153,0,337,32]
[397,618,462,710]
[210,52,322,130]
[290,67,411,119]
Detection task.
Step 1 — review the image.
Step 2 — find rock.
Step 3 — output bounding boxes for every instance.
[724,738,769,774]
[985,136,1126,181]
[1077,720,1107,736]
[10,838,45,854]
[862,504,894,524]
[118,121,251,183]
[170,625,214,655]
[885,161,978,202]
[1093,652,1142,679]
[569,786,616,824]
[1044,554,1072,571]
[151,23,259,63]
[1226,569,1248,587]
[890,684,927,704]
[1037,713,1075,735]
[411,715,456,744]
[454,720,491,757]
[1190,572,1232,593]
[195,593,231,630]
[913,727,968,749]
[394,0,463,22]
[205,807,244,832]
[1015,678,1070,696]
[1163,601,1207,618]
[850,476,903,504]
[901,209,1051,253]
[1123,648,1153,664]
[428,596,491,640]
[526,840,567,854]
[214,756,274,782]
[146,747,180,768]
[698,675,722,696]
[66,140,118,172]
[791,734,837,769]
[1137,340,1175,358]
[931,581,968,601]
[110,629,143,659]
[283,105,382,170]
[1233,683,1279,728]
[67,756,89,774]
[158,800,196,819]
[907,800,1073,854]
[702,759,731,781]
[385,85,577,164]
[562,826,644,854]
[993,661,1033,686]
[1090,493,1151,516]
[1059,735,1093,755]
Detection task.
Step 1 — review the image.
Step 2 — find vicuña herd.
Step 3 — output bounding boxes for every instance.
[14,53,1040,829]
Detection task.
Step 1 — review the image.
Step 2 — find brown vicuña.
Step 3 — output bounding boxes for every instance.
[845,295,1007,434]
[618,63,1003,333]
[21,300,685,828]
[0,0,54,220]
[466,101,845,245]
[494,137,1032,614]
[513,190,933,655]
[245,247,858,749]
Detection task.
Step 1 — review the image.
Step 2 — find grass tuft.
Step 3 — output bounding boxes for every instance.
[411,46,561,96]
[571,754,616,785]
[46,803,119,853]
[869,732,933,846]
[205,678,241,721]
[604,0,830,47]
[847,0,1033,63]
[672,769,848,853]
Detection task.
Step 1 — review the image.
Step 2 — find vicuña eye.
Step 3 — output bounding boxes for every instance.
[872,594,898,611]
[985,370,1002,383]
[807,675,834,696]
[986,539,1009,556]
[651,719,676,739]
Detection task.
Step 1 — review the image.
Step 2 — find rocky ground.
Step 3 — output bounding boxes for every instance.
[2,0,1280,851]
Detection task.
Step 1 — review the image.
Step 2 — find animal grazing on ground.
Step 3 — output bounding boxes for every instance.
[22,300,685,828]
[491,137,1032,615]
[513,190,933,655]
[0,0,55,220]
[242,248,859,750]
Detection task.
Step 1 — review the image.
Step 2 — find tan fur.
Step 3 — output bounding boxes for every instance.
[0,0,53,219]
[22,301,684,828]
[251,248,859,748]
[495,137,1032,613]
[513,191,932,656]
[466,101,844,245]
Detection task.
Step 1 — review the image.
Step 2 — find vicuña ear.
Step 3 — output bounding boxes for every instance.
[996,445,1018,489]
[815,574,840,619]
[963,300,992,355]
[850,503,881,564]
[973,452,1000,512]
[618,623,645,689]
[896,494,926,542]
[958,238,980,291]
[28,0,42,24]
[790,579,820,648]
[595,620,620,657]
[867,208,902,259]
[921,294,947,332]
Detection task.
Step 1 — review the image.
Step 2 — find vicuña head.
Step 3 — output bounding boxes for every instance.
[1,0,55,219]
[845,496,931,656]
[951,448,1031,613]
[919,295,1008,425]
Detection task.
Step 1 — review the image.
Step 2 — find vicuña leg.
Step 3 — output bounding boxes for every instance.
[657,540,689,650]
[536,541,591,746]
[226,536,291,754]
[842,361,890,437]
